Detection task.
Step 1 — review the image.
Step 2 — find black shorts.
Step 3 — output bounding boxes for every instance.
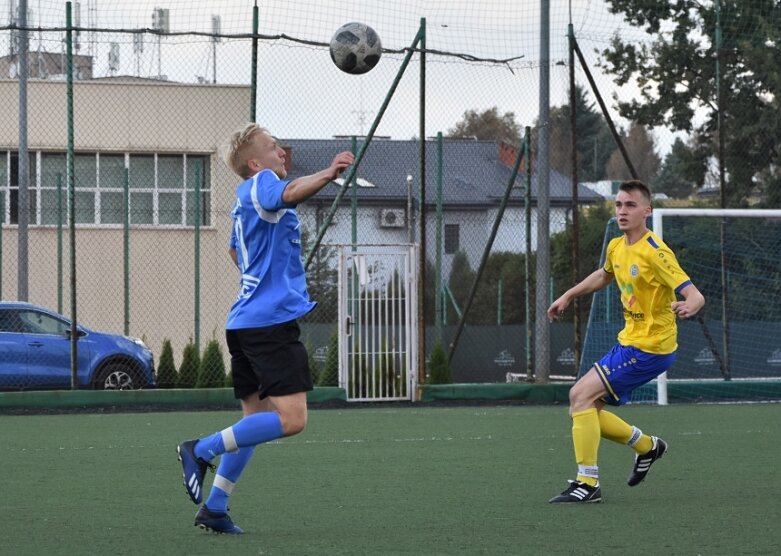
[226,319,313,400]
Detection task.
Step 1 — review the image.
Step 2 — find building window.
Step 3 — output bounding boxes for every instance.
[6,151,37,225]
[445,223,460,254]
[1,151,210,227]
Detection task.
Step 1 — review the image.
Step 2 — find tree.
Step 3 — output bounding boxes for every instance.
[300,226,338,323]
[176,339,200,388]
[547,84,616,182]
[427,341,453,384]
[550,201,614,322]
[317,330,339,387]
[304,337,321,385]
[599,0,781,206]
[470,251,526,325]
[447,107,522,143]
[446,250,475,324]
[654,137,705,199]
[196,338,227,388]
[156,338,178,388]
[604,123,660,184]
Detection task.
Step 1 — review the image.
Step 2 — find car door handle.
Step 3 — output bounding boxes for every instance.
[28,342,45,347]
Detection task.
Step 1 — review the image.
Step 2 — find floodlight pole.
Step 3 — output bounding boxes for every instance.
[535,0,551,382]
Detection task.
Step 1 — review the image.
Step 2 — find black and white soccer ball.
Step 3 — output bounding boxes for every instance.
[329,22,382,75]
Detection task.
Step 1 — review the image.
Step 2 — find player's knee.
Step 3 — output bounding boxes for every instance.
[568,384,584,407]
[567,386,594,414]
[281,412,307,437]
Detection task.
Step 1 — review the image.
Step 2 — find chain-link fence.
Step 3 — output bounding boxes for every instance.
[1,1,778,390]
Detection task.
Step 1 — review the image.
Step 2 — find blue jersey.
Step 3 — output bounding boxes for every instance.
[226,169,316,329]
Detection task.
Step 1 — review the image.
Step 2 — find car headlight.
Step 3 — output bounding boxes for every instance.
[127,336,150,350]
[125,336,149,349]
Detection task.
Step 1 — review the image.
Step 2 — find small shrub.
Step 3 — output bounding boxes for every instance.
[317,330,339,387]
[427,341,453,384]
[224,366,233,388]
[304,337,321,385]
[156,338,178,388]
[196,338,227,388]
[176,339,200,388]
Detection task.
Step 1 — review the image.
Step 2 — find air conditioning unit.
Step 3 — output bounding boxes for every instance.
[379,208,406,228]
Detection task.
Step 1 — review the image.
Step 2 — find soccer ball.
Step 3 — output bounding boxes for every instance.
[329,22,382,75]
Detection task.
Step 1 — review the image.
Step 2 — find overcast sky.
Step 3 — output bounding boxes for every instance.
[4,0,685,155]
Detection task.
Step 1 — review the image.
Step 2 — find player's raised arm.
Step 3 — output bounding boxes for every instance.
[547,268,613,320]
[281,151,354,205]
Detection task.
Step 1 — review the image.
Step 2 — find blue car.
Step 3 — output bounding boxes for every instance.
[0,301,156,390]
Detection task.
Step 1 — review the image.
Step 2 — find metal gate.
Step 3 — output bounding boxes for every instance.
[337,245,418,401]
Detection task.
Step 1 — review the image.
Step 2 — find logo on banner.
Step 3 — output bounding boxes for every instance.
[494,350,516,367]
[694,348,716,366]
[767,349,781,366]
[313,345,329,363]
[556,348,576,365]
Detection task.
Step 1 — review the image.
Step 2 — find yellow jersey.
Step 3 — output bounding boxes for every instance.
[603,230,692,354]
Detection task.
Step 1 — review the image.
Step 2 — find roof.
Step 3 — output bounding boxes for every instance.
[283,138,603,208]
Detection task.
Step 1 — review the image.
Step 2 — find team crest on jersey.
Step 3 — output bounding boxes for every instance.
[630,264,639,277]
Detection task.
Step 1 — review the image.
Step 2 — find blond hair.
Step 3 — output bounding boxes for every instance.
[220,123,269,179]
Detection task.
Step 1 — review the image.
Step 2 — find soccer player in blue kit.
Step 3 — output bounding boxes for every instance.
[547,180,705,503]
[177,123,354,532]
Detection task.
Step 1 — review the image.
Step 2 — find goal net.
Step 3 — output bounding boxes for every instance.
[580,209,781,404]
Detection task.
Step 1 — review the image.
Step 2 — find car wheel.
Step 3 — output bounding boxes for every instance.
[94,363,140,390]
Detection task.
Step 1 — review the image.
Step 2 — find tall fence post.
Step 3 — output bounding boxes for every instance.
[0,191,3,298]
[57,173,63,313]
[123,167,130,336]
[568,22,581,374]
[417,17,427,386]
[524,126,532,379]
[435,132,443,343]
[250,2,259,122]
[17,0,29,302]
[66,1,78,389]
[194,160,202,353]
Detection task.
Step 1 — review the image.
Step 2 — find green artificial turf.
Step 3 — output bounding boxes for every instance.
[3,403,779,555]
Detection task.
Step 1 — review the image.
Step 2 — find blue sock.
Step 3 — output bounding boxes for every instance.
[205,446,256,512]
[195,411,284,461]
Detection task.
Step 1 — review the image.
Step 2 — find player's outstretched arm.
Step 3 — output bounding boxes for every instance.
[548,268,612,320]
[671,284,705,319]
[282,151,354,205]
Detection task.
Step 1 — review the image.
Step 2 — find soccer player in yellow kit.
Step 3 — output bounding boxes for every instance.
[547,180,705,503]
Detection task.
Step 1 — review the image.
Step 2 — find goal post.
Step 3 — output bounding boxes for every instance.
[580,208,781,405]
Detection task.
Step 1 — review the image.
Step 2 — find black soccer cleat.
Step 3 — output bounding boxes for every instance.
[548,480,602,504]
[628,436,667,487]
[194,505,244,535]
[177,439,215,505]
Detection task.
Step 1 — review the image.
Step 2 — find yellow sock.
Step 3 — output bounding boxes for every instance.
[572,408,600,486]
[598,410,653,454]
